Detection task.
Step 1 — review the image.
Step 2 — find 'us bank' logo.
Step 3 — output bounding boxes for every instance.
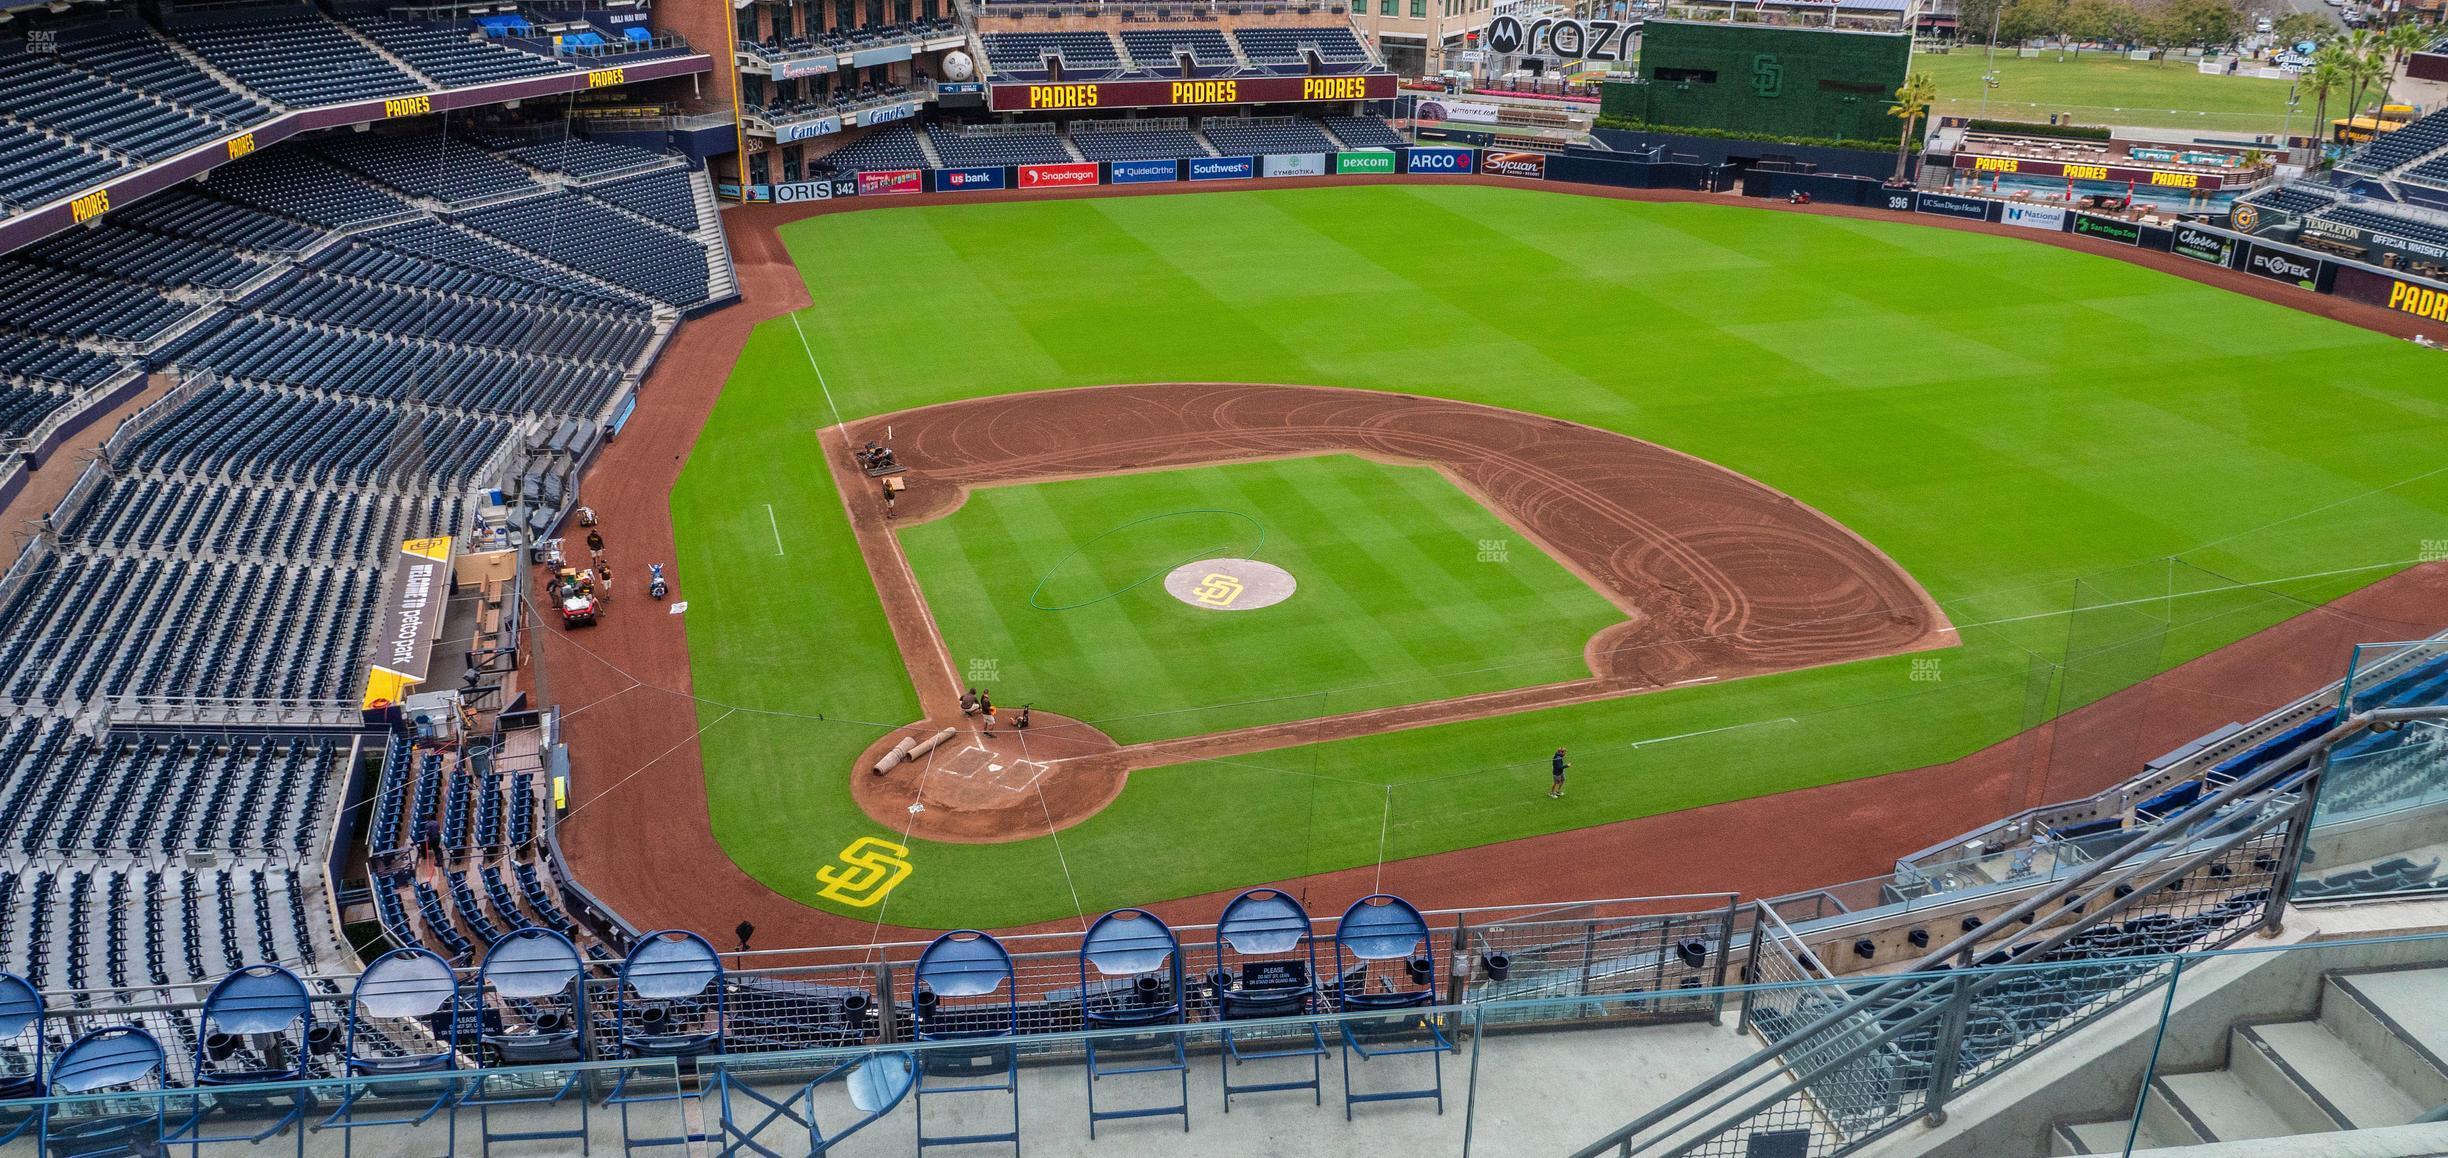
[1751,54,1783,98]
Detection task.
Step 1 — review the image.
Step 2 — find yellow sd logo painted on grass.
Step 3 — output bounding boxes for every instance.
[1189,573,1245,607]
[816,837,912,907]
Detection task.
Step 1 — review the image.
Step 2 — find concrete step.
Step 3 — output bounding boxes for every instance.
[2052,1116,2187,1156]
[2245,1019,2424,1130]
[2324,968,2448,1110]
[2137,1075,2207,1150]
[2151,1070,2296,1142]
[2227,1023,2346,1135]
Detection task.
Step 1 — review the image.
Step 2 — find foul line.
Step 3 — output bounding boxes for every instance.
[787,310,854,451]
[764,503,785,556]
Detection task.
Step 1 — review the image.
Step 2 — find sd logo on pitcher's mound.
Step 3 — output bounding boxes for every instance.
[1163,558,1295,612]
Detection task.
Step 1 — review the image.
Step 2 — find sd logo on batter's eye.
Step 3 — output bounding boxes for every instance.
[1190,573,1245,607]
[1751,54,1784,98]
[816,837,913,907]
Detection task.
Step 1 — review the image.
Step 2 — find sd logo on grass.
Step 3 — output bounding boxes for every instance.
[817,837,913,907]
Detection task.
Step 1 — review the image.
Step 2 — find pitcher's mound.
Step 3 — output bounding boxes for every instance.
[1163,558,1295,612]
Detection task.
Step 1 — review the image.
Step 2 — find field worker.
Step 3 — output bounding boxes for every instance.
[959,688,981,716]
[1549,748,1570,799]
[586,528,605,561]
[735,920,755,953]
[1015,705,1031,732]
[882,480,897,519]
[980,689,997,736]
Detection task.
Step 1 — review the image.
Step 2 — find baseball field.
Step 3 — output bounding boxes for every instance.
[666,183,2447,929]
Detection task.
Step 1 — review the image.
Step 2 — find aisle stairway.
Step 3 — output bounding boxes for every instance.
[2053,966,2448,1154]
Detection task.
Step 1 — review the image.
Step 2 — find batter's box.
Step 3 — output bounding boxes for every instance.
[940,743,1052,794]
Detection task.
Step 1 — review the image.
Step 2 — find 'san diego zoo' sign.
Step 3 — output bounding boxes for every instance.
[989,73,1392,112]
[1483,14,1635,62]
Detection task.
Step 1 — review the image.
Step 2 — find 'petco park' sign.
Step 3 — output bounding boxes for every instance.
[991,73,1393,112]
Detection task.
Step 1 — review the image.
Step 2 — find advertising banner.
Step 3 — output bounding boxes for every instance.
[1874,185,1916,211]
[2240,242,2332,291]
[1403,147,1474,174]
[2170,224,2236,266]
[772,178,858,203]
[1481,150,1548,180]
[1108,158,1180,184]
[1954,153,2235,191]
[771,56,836,80]
[361,536,453,710]
[1334,150,1396,175]
[1262,153,1327,177]
[774,116,842,144]
[2332,265,2448,322]
[932,165,1008,192]
[857,169,922,196]
[1999,202,2068,232]
[858,103,918,127]
[2071,213,2143,245]
[937,82,987,96]
[1417,98,1501,124]
[849,43,913,67]
[1189,155,1256,181]
[1017,161,1099,189]
[990,73,1393,112]
[1914,191,1993,222]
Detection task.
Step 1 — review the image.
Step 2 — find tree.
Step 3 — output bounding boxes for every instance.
[1892,72,1939,181]
[2061,0,2119,56]
[1959,0,2004,44]
[1996,0,2064,46]
[2376,20,2433,110]
[2271,11,2327,49]
[2182,0,2244,49]
[2303,45,2350,141]
[2338,29,2387,125]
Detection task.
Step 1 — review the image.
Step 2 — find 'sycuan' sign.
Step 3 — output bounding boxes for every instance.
[1481,150,1547,179]
[990,73,1393,112]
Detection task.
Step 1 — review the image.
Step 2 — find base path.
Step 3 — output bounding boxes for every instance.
[551,185,2448,954]
[833,383,1952,840]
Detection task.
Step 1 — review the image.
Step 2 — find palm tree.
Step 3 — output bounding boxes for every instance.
[1891,72,1939,182]
[2304,50,2348,150]
[2375,20,2433,112]
[2337,28,2386,129]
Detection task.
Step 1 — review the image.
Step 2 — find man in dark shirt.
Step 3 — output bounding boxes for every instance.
[1550,749,1570,799]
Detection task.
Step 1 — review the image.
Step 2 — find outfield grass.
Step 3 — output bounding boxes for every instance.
[896,455,1627,744]
[1916,50,2300,134]
[676,185,2448,927]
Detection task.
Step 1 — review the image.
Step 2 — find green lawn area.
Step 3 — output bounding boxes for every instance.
[1916,50,2301,134]
[675,184,2448,928]
[895,455,1627,744]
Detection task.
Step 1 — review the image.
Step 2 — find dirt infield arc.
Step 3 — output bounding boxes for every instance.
[545,184,2448,954]
[832,383,1953,843]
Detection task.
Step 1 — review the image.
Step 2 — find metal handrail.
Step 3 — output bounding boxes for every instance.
[1573,704,2448,1158]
